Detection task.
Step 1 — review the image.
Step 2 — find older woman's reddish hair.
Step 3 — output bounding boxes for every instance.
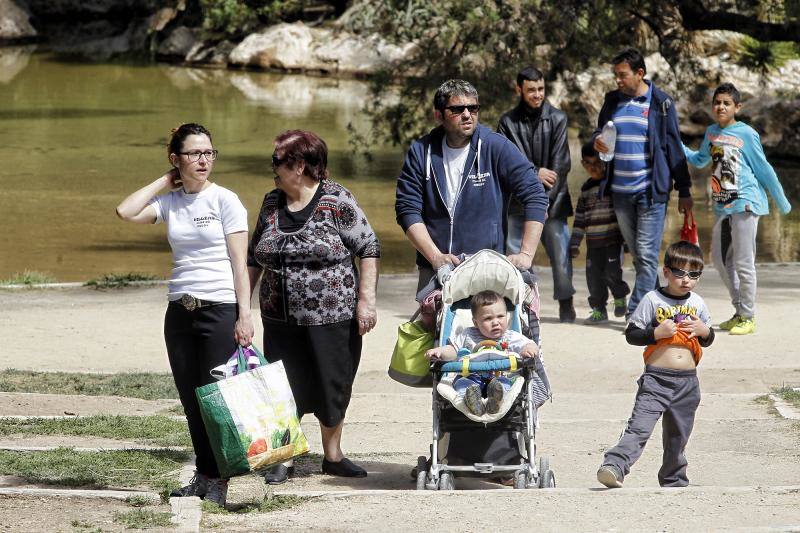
[274,130,329,181]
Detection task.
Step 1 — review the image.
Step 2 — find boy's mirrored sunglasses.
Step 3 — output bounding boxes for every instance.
[179,150,218,162]
[443,104,481,114]
[669,267,702,280]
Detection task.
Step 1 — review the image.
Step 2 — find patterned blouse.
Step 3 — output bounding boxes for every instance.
[247,180,380,326]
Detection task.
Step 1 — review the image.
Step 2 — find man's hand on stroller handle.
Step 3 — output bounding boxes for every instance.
[507,252,533,270]
[431,252,461,271]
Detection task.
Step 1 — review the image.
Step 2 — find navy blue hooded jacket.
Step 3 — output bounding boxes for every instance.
[592,81,692,203]
[395,123,549,268]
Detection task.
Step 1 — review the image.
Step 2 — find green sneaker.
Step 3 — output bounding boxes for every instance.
[613,298,627,318]
[719,314,742,330]
[584,308,608,325]
[729,317,755,335]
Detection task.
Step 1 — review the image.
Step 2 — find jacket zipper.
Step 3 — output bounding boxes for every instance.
[431,142,478,255]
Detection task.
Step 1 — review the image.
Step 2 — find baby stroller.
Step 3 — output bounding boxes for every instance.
[416,249,555,490]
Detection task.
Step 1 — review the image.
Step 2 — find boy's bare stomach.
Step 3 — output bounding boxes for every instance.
[646,345,697,370]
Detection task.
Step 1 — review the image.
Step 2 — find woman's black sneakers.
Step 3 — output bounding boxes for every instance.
[321,457,367,478]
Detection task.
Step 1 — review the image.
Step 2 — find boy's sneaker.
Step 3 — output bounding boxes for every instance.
[613,298,627,317]
[719,314,742,330]
[729,317,756,335]
[584,308,608,325]
[485,378,504,415]
[204,478,228,508]
[597,465,623,488]
[170,472,208,498]
[464,383,485,416]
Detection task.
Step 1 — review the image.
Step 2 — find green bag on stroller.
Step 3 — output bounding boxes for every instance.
[388,320,434,387]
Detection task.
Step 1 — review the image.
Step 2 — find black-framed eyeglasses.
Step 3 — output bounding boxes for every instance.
[179,150,218,163]
[668,267,702,280]
[272,154,288,169]
[443,104,480,115]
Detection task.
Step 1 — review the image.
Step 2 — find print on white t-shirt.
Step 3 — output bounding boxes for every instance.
[441,138,471,212]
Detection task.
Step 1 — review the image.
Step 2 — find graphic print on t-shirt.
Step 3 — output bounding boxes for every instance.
[708,133,743,204]
[193,214,220,228]
[653,303,699,326]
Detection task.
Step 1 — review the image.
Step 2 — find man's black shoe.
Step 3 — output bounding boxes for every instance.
[558,298,576,323]
[263,464,294,485]
[321,457,367,478]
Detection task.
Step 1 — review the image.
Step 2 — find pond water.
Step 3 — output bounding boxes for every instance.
[0,47,798,282]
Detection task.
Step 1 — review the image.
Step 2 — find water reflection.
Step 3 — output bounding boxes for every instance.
[0,52,796,282]
[0,46,35,84]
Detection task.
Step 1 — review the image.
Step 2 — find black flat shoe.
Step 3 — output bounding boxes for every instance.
[321,457,367,478]
[263,464,294,485]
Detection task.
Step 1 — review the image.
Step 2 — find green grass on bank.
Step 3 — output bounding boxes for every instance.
[201,495,310,515]
[0,415,191,448]
[113,509,173,529]
[772,386,800,409]
[0,270,55,286]
[0,370,178,400]
[85,272,161,289]
[0,448,188,491]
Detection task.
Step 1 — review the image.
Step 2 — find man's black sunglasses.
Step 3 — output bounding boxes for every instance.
[443,104,481,115]
[668,267,702,280]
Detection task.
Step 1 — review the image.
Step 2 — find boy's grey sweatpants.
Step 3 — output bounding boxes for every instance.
[602,366,701,487]
[711,212,760,319]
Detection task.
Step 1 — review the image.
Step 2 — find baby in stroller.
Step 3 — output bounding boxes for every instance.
[425,289,539,416]
[416,250,554,490]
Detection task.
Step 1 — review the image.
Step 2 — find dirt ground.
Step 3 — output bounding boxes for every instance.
[0,264,799,531]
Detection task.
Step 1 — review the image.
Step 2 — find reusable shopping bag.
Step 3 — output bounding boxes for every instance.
[388,320,434,387]
[680,209,699,246]
[196,346,309,478]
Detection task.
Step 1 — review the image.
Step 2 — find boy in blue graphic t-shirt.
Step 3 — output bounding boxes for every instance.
[683,82,792,335]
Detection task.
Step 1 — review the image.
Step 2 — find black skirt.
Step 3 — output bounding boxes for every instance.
[262,319,362,427]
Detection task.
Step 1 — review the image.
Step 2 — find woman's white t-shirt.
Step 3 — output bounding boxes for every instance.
[149,183,248,303]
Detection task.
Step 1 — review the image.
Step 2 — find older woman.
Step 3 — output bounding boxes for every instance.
[116,123,253,507]
[247,130,379,483]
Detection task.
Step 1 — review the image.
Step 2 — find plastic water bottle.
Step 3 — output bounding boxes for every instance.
[599,121,616,162]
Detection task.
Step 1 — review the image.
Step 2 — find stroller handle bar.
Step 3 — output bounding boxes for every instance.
[431,356,535,375]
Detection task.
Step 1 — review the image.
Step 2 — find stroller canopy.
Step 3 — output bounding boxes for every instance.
[442,250,526,307]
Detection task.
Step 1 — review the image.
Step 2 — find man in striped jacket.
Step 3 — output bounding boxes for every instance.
[592,48,693,319]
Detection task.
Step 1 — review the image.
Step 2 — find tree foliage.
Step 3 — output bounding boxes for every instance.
[341,0,800,149]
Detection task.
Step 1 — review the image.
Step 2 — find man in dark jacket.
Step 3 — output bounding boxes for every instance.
[395,79,549,292]
[498,66,576,322]
[592,48,693,318]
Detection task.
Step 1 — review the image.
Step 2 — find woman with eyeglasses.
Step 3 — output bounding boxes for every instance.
[247,130,380,484]
[116,123,253,507]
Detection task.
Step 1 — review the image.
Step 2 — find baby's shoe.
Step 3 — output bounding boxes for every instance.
[486,378,504,415]
[464,383,485,416]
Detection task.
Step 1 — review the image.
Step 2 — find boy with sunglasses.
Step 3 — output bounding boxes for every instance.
[597,241,714,489]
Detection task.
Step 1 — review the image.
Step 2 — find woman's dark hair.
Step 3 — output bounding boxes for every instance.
[664,241,704,271]
[612,48,647,75]
[274,130,329,181]
[168,123,212,156]
[712,82,741,105]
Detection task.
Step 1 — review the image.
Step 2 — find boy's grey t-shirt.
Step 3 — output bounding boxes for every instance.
[630,289,712,329]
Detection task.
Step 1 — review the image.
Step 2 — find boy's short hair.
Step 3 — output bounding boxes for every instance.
[664,241,704,271]
[581,140,598,160]
[516,66,544,86]
[470,290,505,315]
[712,82,741,105]
[612,48,646,74]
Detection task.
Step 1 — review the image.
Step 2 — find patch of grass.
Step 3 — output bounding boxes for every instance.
[0,369,178,400]
[201,495,310,514]
[159,404,186,416]
[0,448,189,489]
[773,386,800,409]
[113,509,172,529]
[0,415,191,448]
[71,519,103,531]
[125,494,154,507]
[85,272,161,289]
[0,270,55,286]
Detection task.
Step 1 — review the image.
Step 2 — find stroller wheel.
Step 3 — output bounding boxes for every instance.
[415,456,428,490]
[438,471,455,491]
[539,469,556,488]
[513,470,530,489]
